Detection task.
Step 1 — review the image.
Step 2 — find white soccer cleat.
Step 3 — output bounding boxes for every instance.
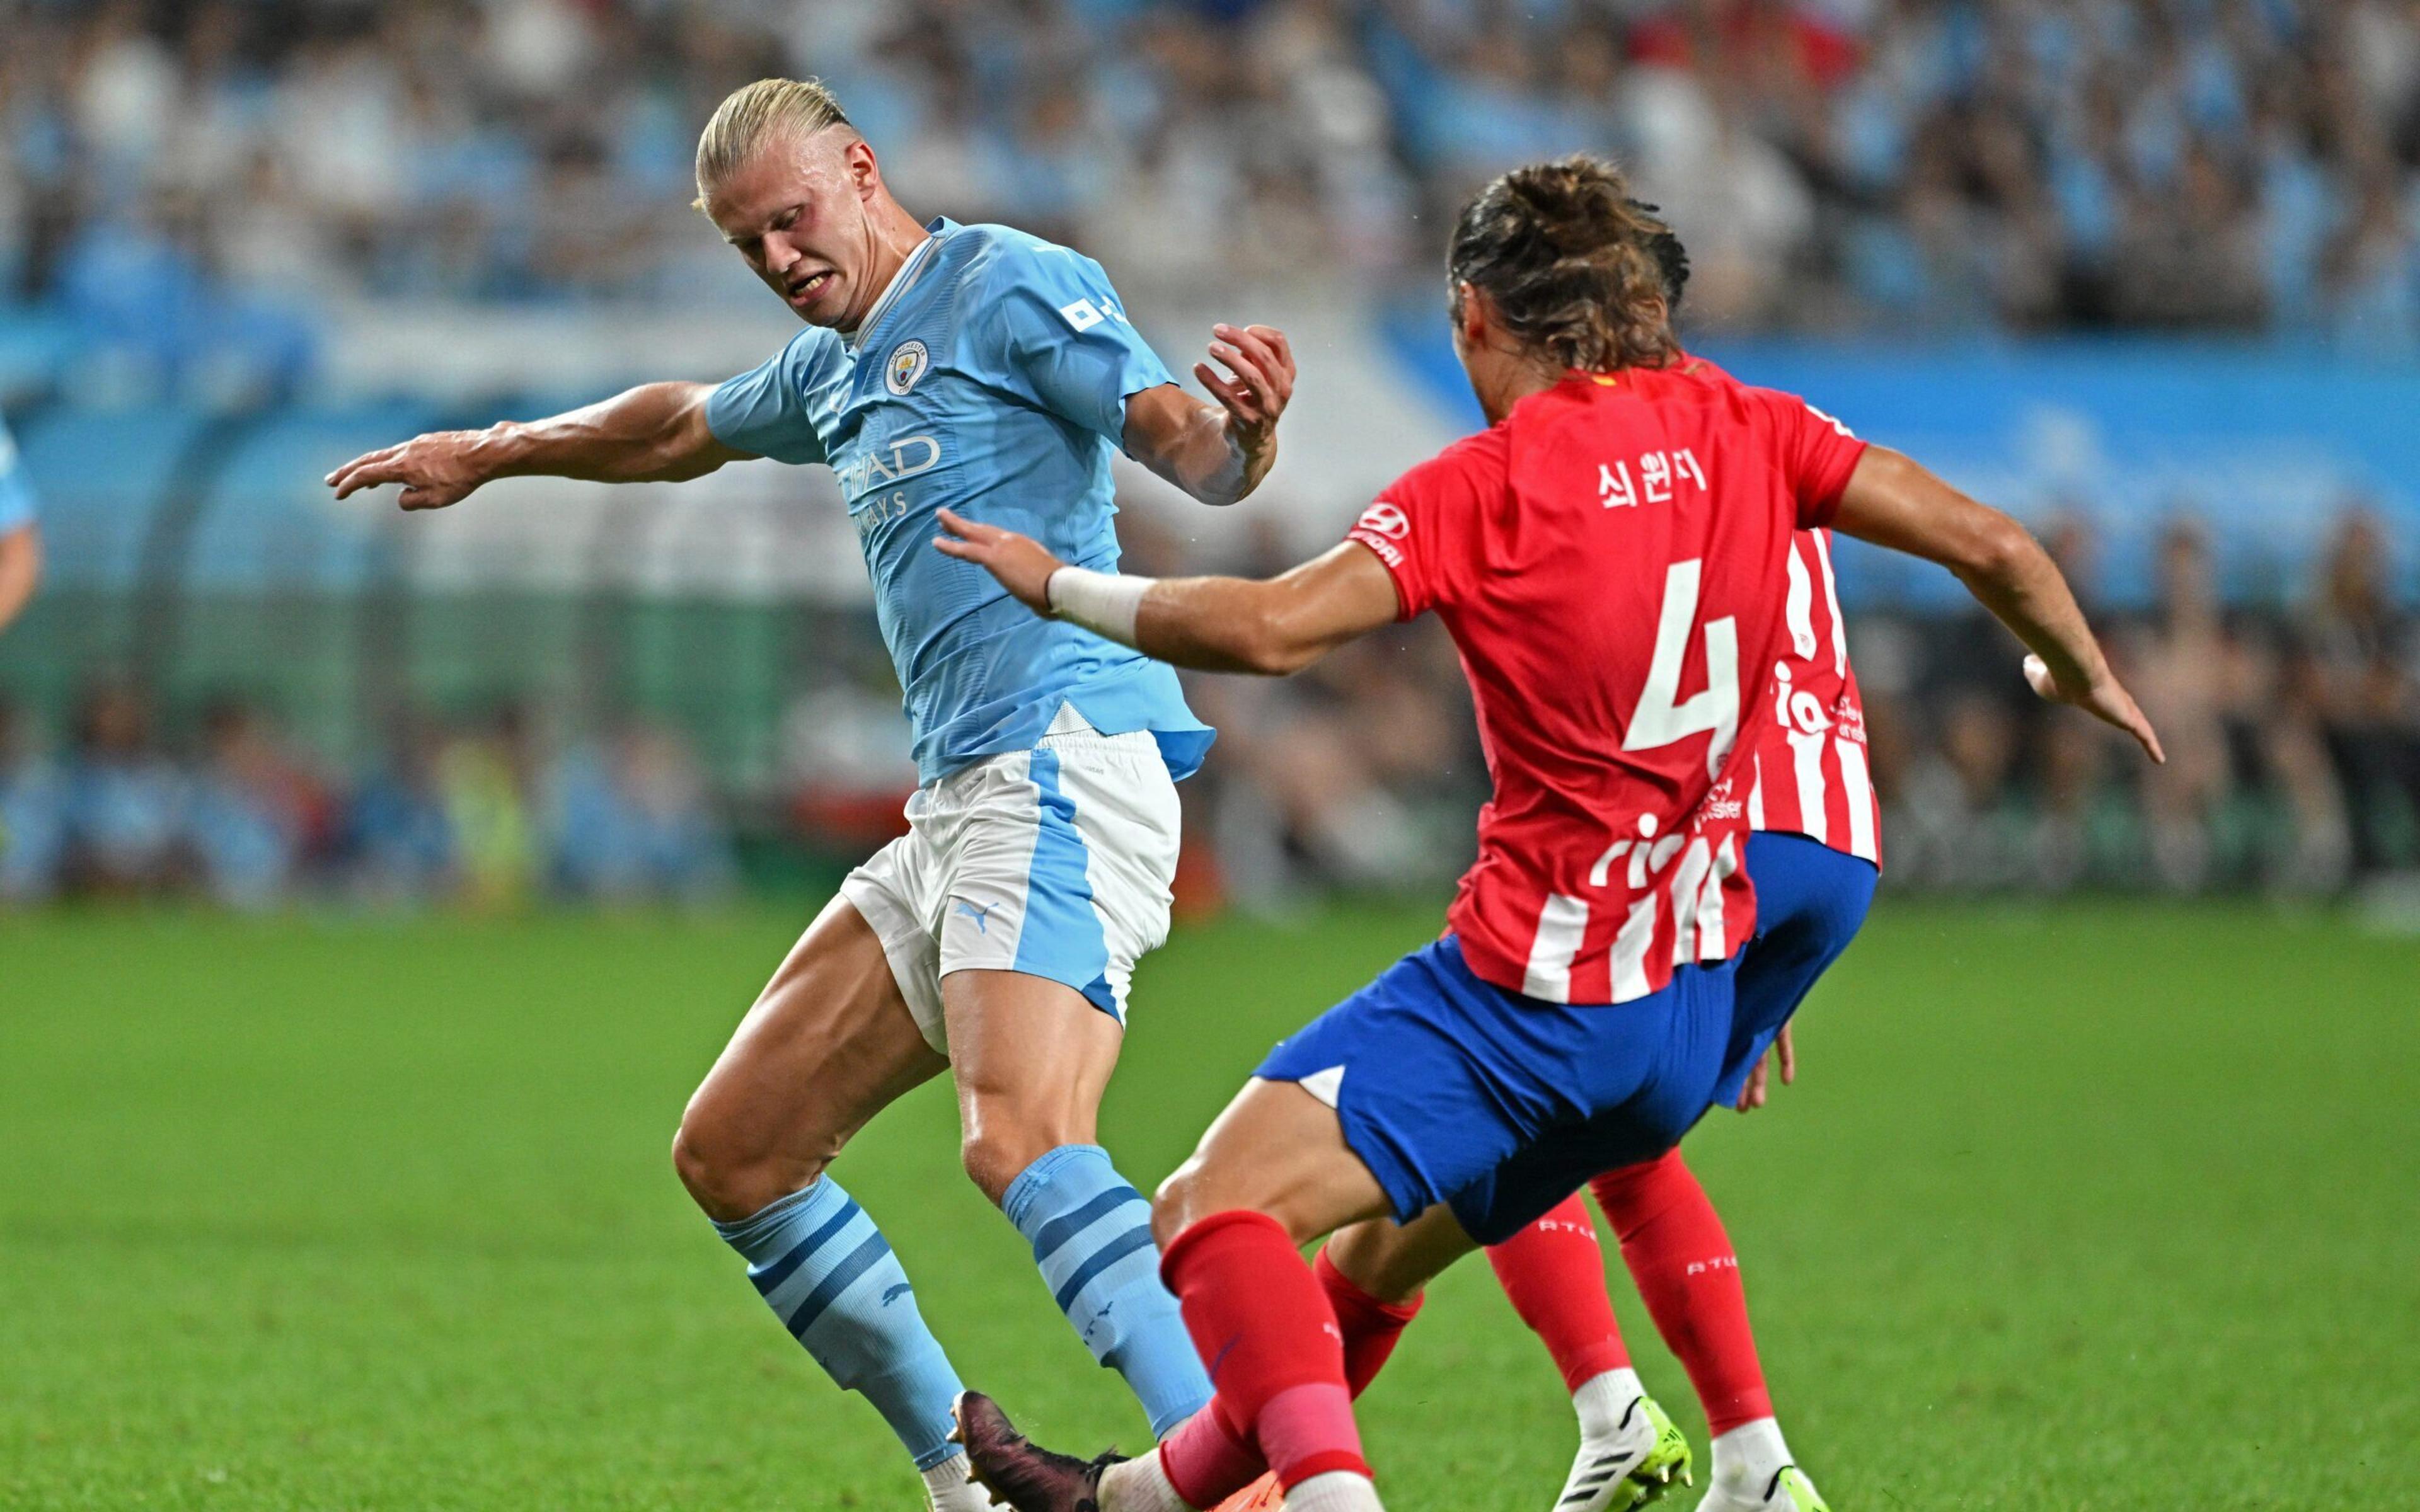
[1693,1464,1829,1512]
[1550,1390,1692,1512]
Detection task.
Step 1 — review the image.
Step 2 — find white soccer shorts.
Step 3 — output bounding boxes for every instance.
[839,707,1182,1055]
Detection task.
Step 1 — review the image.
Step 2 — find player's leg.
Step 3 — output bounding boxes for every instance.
[1141,940,1736,1512]
[1245,944,1744,1512]
[1126,926,1698,1510]
[1094,1205,1466,1512]
[1146,1078,1405,1512]
[1485,1196,1633,1394]
[1316,1208,1469,1392]
[958,1077,1396,1512]
[1703,833,1876,1121]
[1620,832,1870,1512]
[938,723,1212,1439]
[956,949,1432,1512]
[1473,1192,1693,1512]
[944,968,1212,1437]
[672,888,981,1508]
[959,937,1737,1512]
[1592,1151,1824,1512]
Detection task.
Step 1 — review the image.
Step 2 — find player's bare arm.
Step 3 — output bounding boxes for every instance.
[1121,322,1295,506]
[325,382,751,512]
[0,522,40,633]
[935,509,1396,673]
[1831,445,2165,764]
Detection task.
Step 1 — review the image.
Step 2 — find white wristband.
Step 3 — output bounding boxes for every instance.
[1046,566,1154,647]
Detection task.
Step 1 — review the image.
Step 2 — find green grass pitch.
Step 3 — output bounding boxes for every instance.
[2,899,2414,1509]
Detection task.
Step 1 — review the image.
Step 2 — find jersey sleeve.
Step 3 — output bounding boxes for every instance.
[706,329,839,466]
[1343,432,1504,621]
[970,241,1176,448]
[1765,391,1868,529]
[0,421,35,534]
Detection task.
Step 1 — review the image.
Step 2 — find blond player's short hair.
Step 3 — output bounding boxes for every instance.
[693,77,854,210]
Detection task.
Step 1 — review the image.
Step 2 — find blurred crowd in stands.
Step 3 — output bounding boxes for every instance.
[0,689,732,908]
[4,0,2420,348]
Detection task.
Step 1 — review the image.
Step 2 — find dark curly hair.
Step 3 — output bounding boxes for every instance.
[1447,156,1690,372]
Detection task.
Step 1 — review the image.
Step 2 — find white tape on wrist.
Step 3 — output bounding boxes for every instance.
[1046,566,1153,647]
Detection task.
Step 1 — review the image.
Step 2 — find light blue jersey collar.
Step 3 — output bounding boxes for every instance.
[844,218,955,352]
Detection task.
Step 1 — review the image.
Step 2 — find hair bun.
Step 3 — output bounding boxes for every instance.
[1509,164,1620,256]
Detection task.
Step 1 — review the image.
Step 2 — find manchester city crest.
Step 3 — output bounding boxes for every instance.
[885,339,930,396]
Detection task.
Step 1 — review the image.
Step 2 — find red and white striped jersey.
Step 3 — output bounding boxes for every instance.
[1746,529,1882,867]
[1344,362,1867,1005]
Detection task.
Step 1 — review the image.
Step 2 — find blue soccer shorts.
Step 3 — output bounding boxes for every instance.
[1707,831,1879,1113]
[1256,934,1741,1247]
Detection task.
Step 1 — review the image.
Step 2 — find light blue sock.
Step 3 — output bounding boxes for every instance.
[713,1179,965,1470]
[1001,1144,1211,1438]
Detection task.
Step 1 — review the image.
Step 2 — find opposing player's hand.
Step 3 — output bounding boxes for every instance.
[326,430,495,511]
[1735,1024,1797,1113]
[2022,655,2166,764]
[1194,323,1294,457]
[933,508,1063,614]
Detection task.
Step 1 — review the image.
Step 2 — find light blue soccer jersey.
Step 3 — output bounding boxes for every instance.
[707,218,1213,784]
[0,418,35,535]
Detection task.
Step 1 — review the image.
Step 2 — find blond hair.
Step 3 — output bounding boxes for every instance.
[693,77,854,209]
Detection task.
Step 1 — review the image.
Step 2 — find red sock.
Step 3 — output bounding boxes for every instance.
[1315,1247,1425,1398]
[1591,1149,1773,1434]
[1484,1193,1632,1392]
[1161,1211,1371,1491]
[1155,1395,1265,1509]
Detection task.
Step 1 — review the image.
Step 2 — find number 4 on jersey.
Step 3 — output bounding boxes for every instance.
[1623,559,1740,777]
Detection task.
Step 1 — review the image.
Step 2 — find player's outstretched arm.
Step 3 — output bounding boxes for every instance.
[1831,446,2165,764]
[1122,324,1294,507]
[325,382,751,511]
[933,509,1397,675]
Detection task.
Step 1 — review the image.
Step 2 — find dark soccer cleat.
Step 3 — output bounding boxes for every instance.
[952,1390,1121,1512]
